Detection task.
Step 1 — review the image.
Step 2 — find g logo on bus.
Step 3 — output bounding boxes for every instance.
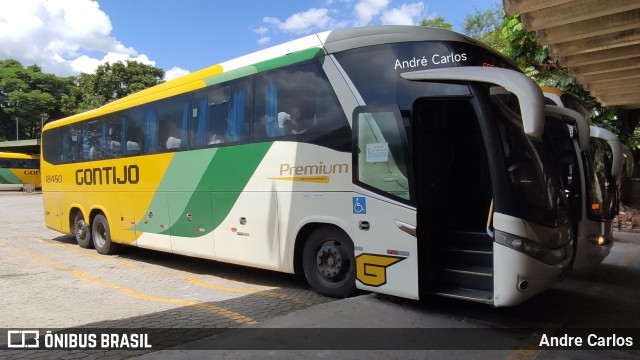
[356,253,405,287]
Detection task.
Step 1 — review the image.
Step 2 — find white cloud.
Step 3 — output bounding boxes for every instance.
[164,66,190,81]
[380,3,425,25]
[258,36,271,45]
[259,1,427,43]
[354,0,390,26]
[0,0,155,76]
[263,8,335,35]
[253,26,268,35]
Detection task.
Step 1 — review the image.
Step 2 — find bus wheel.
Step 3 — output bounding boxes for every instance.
[73,212,93,249]
[302,227,356,298]
[92,214,119,255]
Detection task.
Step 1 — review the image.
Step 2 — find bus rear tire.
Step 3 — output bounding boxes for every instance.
[302,226,356,298]
[92,214,119,255]
[73,212,93,249]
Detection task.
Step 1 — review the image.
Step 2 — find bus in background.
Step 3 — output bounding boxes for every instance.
[542,87,622,269]
[41,26,572,307]
[620,144,635,203]
[0,152,41,190]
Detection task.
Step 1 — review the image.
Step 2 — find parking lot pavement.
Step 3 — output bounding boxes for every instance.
[1,191,639,359]
[0,192,335,358]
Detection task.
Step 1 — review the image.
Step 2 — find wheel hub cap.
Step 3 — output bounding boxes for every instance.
[317,243,342,278]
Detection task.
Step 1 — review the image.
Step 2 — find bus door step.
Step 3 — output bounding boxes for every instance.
[430,286,493,305]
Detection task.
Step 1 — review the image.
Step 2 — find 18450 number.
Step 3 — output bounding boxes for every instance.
[45,175,63,183]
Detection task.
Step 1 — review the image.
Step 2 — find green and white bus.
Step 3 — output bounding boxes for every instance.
[41,26,572,306]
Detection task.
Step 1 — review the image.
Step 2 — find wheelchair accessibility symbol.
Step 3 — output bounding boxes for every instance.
[353,197,366,214]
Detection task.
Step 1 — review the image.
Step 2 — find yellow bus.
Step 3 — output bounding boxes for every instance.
[0,152,41,189]
[41,26,572,306]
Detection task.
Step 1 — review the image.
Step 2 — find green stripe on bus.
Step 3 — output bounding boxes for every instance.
[0,169,23,184]
[138,142,272,237]
[203,67,257,87]
[203,48,324,87]
[252,48,324,72]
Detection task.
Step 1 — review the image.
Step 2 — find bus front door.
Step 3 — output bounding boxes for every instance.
[352,105,419,300]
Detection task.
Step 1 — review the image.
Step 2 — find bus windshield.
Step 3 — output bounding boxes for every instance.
[585,139,618,220]
[335,41,567,228]
[491,92,569,228]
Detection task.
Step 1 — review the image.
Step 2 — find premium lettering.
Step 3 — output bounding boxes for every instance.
[279,162,349,176]
[75,165,139,185]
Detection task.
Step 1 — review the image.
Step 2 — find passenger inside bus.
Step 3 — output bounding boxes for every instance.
[283,106,314,135]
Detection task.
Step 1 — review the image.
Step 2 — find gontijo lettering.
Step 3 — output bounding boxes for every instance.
[75,165,140,185]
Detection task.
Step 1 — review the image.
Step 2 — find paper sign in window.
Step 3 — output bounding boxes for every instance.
[366,143,389,163]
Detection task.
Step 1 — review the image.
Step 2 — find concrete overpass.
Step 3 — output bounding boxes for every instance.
[0,139,40,155]
[504,0,640,110]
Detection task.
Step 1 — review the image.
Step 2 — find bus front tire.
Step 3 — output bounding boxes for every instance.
[302,227,356,298]
[92,214,119,255]
[73,212,93,249]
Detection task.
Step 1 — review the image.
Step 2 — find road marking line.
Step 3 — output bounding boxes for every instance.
[0,241,255,325]
[49,241,314,306]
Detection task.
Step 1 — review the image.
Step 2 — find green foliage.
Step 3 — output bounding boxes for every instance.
[0,59,164,141]
[422,7,639,149]
[499,15,638,149]
[68,60,165,113]
[420,16,453,30]
[0,59,74,140]
[462,4,505,51]
[500,15,551,77]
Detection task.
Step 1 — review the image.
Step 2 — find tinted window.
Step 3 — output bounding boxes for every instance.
[253,59,350,151]
[191,78,252,148]
[144,95,189,153]
[334,42,516,109]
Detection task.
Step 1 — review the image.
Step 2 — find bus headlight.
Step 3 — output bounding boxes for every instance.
[495,231,572,265]
[587,235,608,246]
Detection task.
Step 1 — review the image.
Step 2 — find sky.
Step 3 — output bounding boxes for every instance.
[0,0,500,81]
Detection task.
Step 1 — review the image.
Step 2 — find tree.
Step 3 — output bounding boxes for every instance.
[0,59,74,140]
[499,15,638,149]
[67,60,165,113]
[462,4,505,51]
[420,16,453,30]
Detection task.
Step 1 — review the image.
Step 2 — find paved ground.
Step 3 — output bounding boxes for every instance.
[0,191,335,358]
[1,190,639,359]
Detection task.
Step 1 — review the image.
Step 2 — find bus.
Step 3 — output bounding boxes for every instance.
[0,152,41,189]
[542,88,623,269]
[41,26,572,307]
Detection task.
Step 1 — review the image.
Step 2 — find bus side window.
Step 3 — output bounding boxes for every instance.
[153,95,189,152]
[252,59,348,145]
[60,125,82,163]
[192,80,250,147]
[264,80,282,138]
[119,107,143,156]
[227,89,249,143]
[105,117,121,158]
[143,110,159,154]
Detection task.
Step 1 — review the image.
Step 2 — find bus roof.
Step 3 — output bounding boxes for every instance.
[0,152,39,160]
[44,26,510,130]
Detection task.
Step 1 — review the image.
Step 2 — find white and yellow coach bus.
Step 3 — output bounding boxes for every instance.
[0,152,41,189]
[542,87,623,270]
[41,26,572,307]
